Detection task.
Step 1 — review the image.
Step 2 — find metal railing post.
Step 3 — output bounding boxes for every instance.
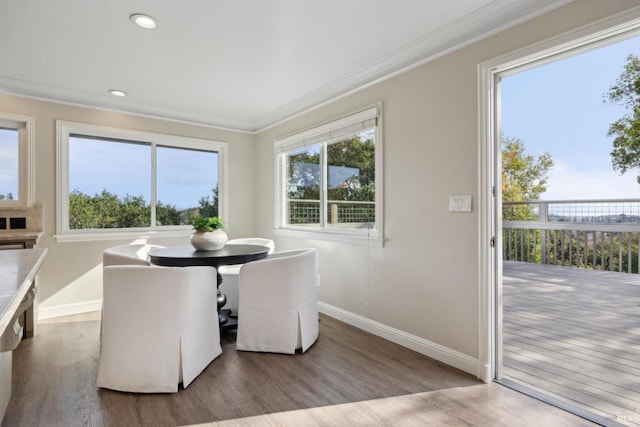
[503,199,640,274]
[541,201,548,264]
[330,203,338,224]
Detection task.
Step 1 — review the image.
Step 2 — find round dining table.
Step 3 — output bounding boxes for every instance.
[148,244,270,330]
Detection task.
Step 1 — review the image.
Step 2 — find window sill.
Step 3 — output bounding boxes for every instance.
[54,228,192,243]
[273,228,385,247]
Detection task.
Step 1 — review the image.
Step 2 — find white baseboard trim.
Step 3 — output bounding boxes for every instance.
[318,301,480,378]
[38,299,102,320]
[37,299,480,377]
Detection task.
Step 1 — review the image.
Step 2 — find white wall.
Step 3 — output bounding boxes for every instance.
[254,0,640,371]
[0,94,257,315]
[0,0,637,376]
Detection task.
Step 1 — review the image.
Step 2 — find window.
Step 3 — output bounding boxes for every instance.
[0,113,34,207]
[56,121,227,241]
[274,105,383,244]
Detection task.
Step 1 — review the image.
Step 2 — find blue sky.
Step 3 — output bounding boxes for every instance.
[501,35,640,201]
[0,132,220,209]
[69,137,218,211]
[0,128,18,197]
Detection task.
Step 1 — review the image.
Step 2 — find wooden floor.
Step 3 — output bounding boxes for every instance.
[503,261,640,426]
[3,312,594,426]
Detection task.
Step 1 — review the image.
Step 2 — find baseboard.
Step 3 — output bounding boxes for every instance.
[38,299,102,320]
[318,302,479,378]
[37,299,480,377]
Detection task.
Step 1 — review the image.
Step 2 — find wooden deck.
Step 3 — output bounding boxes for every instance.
[502,261,640,426]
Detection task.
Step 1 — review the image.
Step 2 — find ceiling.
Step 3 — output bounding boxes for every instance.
[0,0,571,133]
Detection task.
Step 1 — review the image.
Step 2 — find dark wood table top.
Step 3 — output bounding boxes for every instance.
[148,244,269,268]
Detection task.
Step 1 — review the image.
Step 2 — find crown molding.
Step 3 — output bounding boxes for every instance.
[252,0,573,132]
[0,0,572,134]
[0,77,255,133]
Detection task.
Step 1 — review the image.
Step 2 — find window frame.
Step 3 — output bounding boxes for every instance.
[56,120,228,242]
[274,104,384,246]
[0,112,35,208]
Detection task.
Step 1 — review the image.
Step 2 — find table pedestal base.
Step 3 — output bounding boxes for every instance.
[219,309,238,331]
[217,274,237,331]
[147,244,270,334]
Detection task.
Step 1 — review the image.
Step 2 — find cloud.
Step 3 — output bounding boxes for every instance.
[542,160,640,200]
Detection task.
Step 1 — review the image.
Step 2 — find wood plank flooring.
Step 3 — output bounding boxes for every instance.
[503,261,640,426]
[3,311,594,426]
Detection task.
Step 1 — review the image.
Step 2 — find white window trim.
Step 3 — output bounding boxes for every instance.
[0,112,35,207]
[273,103,384,246]
[55,120,228,242]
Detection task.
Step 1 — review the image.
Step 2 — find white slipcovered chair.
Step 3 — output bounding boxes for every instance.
[236,248,318,354]
[218,238,275,315]
[103,243,165,266]
[97,264,222,393]
[100,244,166,338]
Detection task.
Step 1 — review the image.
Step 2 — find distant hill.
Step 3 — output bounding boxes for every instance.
[548,213,640,224]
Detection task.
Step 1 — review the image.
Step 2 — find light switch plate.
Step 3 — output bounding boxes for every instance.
[449,195,472,212]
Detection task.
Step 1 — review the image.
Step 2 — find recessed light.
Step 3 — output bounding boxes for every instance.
[108,89,127,97]
[130,13,158,29]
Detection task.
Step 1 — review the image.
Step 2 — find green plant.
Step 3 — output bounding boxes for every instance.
[192,215,225,231]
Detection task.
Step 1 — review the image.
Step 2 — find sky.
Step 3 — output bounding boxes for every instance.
[501,34,640,201]
[69,137,218,211]
[0,128,18,198]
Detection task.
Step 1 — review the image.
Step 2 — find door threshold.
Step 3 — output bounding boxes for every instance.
[497,378,626,427]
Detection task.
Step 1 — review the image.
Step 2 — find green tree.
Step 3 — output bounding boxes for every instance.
[197,186,219,218]
[604,53,640,183]
[119,194,150,228]
[327,136,375,202]
[69,190,96,229]
[288,151,320,200]
[93,190,123,228]
[502,136,554,220]
[68,189,180,229]
[287,150,321,224]
[156,202,180,226]
[287,133,376,224]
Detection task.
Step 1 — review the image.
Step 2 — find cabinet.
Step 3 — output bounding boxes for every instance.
[0,233,42,338]
[0,248,47,421]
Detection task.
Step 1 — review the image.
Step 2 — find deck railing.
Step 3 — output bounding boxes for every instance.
[287,199,375,226]
[503,199,640,274]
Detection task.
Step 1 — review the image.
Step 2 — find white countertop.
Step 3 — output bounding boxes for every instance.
[0,248,47,337]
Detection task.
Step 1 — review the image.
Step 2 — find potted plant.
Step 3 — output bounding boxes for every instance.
[190,216,228,251]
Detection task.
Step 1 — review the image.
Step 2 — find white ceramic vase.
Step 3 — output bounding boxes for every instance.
[190,229,228,251]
